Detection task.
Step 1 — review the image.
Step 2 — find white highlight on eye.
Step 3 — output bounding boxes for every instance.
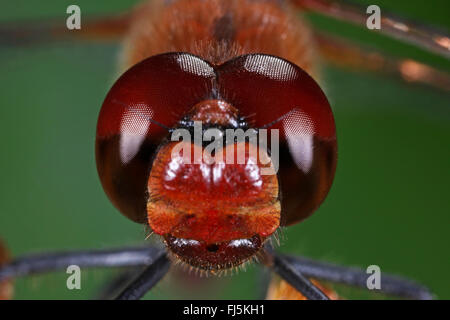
[283,108,315,173]
[177,55,214,77]
[243,55,296,81]
[119,104,151,164]
[120,134,145,164]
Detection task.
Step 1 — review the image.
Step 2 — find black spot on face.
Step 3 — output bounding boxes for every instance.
[213,12,235,42]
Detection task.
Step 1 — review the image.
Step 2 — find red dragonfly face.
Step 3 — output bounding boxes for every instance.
[96,52,337,272]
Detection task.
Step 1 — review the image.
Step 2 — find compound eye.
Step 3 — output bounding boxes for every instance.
[218,54,337,226]
[96,53,214,223]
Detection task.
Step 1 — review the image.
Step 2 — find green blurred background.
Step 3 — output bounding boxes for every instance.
[0,0,449,299]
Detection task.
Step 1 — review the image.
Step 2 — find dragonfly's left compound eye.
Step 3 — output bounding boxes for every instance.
[96,53,215,223]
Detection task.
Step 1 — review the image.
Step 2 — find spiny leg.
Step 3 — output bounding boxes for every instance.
[282,254,433,300]
[115,251,170,300]
[263,248,330,300]
[293,0,450,59]
[0,246,163,282]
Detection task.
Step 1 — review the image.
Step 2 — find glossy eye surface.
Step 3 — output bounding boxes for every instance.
[96,52,336,228]
[96,53,214,223]
[217,55,337,225]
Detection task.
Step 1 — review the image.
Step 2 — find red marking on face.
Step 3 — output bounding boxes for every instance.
[147,141,280,243]
[147,139,280,270]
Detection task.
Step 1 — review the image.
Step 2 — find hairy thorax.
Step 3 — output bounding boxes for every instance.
[121,0,316,74]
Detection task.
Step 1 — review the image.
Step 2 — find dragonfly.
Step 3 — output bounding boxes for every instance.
[0,0,448,300]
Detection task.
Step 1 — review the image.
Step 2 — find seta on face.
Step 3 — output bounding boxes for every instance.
[95,53,337,272]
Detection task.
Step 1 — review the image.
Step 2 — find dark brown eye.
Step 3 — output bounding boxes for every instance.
[96,53,215,223]
[217,54,337,225]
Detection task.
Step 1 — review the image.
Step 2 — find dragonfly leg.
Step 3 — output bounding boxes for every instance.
[281,253,433,300]
[114,252,170,300]
[0,246,163,281]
